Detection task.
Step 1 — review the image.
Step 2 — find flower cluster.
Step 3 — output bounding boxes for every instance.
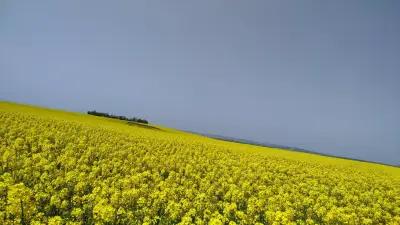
[0,103,399,224]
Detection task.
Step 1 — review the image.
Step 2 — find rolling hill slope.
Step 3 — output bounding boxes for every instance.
[0,101,399,224]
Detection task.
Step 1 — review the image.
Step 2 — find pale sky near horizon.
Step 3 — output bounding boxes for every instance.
[1,1,399,165]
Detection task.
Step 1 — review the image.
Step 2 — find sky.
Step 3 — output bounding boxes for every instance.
[1,0,399,165]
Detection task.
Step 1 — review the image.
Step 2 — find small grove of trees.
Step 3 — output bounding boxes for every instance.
[87,110,149,124]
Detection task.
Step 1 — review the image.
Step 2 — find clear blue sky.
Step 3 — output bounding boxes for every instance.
[1,0,399,165]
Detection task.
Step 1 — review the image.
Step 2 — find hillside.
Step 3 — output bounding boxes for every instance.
[195,133,398,168]
[0,101,399,224]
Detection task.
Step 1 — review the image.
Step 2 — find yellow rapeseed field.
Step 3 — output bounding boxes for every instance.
[0,101,399,225]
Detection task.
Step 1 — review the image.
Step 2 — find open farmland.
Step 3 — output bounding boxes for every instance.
[0,102,399,225]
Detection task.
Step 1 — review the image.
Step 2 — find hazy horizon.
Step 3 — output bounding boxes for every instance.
[1,1,399,165]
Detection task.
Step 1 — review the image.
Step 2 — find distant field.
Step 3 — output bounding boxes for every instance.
[0,101,399,224]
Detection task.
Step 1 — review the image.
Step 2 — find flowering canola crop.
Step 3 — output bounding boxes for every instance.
[0,102,399,225]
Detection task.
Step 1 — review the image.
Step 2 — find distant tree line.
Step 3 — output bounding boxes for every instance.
[87,110,149,124]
